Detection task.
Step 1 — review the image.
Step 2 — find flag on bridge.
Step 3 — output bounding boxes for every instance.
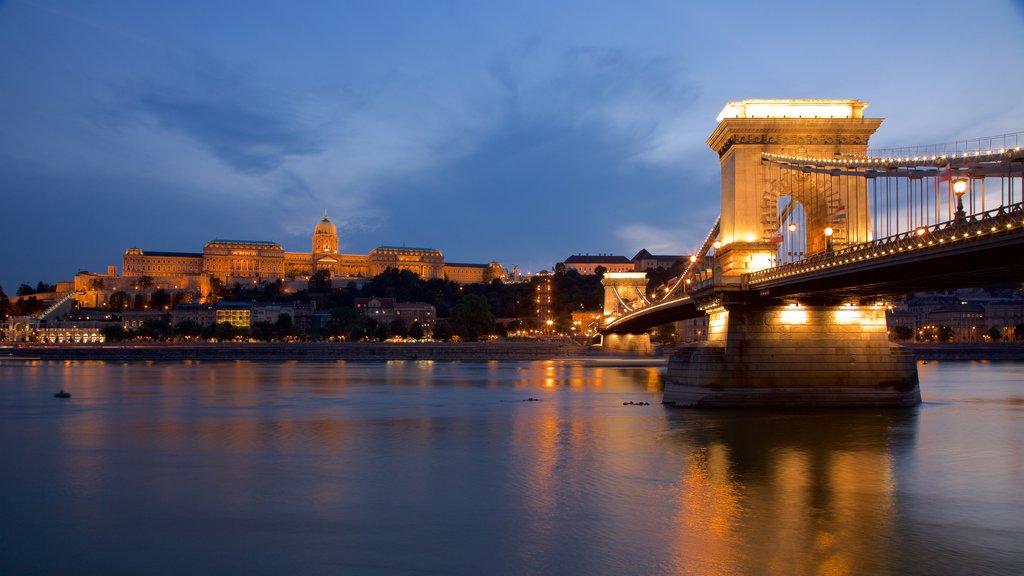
[938,163,951,182]
[769,234,784,244]
[829,205,846,220]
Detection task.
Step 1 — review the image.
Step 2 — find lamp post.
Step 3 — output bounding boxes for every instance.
[824,226,834,254]
[787,223,797,263]
[952,177,968,222]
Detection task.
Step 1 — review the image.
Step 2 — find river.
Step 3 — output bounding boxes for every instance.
[1,359,1021,575]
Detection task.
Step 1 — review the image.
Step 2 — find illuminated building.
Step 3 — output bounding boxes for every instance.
[536,272,553,330]
[562,254,634,275]
[354,297,436,329]
[72,215,506,306]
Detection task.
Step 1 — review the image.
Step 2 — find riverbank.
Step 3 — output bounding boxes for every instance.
[901,342,1024,360]
[0,340,596,361]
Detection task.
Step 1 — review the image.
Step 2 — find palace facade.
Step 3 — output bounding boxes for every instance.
[76,215,504,306]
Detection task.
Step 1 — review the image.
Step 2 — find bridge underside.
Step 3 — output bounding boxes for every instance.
[752,231,1024,301]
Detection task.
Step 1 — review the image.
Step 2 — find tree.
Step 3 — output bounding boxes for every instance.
[109,291,130,310]
[89,277,105,290]
[1015,323,1024,341]
[432,321,454,341]
[275,313,293,335]
[173,320,203,340]
[207,276,228,302]
[654,323,678,345]
[132,293,147,310]
[100,325,129,342]
[0,285,11,319]
[889,325,914,341]
[135,318,172,341]
[389,318,408,339]
[988,326,1003,341]
[12,296,46,316]
[937,325,955,342]
[34,281,55,294]
[309,269,332,292]
[372,320,389,341]
[250,321,276,341]
[208,322,238,341]
[136,275,155,290]
[16,283,34,297]
[594,265,607,278]
[149,289,172,311]
[449,294,495,340]
[172,291,195,307]
[409,322,425,340]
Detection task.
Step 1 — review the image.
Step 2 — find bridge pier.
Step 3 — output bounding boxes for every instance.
[664,303,920,407]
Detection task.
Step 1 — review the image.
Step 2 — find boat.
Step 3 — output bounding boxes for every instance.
[54,390,71,399]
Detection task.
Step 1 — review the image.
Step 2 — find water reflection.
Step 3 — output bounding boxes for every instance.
[3,360,1023,575]
[664,410,916,576]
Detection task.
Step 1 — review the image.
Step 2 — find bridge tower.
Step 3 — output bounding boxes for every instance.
[708,100,881,276]
[664,100,919,407]
[601,272,654,353]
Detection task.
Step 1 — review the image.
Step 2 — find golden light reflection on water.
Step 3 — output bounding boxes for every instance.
[2,360,945,575]
[666,412,905,576]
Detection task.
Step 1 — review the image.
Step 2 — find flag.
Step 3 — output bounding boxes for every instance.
[769,234,784,244]
[829,205,846,220]
[938,163,951,182]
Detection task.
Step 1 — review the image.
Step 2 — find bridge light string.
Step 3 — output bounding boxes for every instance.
[746,202,1024,284]
[761,146,1022,169]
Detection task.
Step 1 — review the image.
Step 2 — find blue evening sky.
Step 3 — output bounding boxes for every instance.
[2,0,1023,290]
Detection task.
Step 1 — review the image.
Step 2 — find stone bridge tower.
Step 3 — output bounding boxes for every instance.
[706,100,882,277]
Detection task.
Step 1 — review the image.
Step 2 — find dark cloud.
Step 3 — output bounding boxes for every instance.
[136,89,323,175]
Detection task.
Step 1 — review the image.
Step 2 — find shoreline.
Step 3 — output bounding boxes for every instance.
[5,341,1024,362]
[0,341,602,362]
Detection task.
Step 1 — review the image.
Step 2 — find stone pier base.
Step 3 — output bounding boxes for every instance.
[664,304,920,407]
[602,333,655,354]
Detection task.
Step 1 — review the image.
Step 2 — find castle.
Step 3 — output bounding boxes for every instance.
[74,214,504,306]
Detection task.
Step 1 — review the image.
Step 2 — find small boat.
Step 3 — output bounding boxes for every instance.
[54,390,71,399]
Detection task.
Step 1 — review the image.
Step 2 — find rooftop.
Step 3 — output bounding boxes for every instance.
[207,239,281,246]
[140,250,202,258]
[445,262,488,268]
[564,254,631,264]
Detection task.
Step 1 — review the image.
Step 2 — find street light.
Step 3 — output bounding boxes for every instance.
[952,177,968,221]
[787,223,797,263]
[824,226,834,254]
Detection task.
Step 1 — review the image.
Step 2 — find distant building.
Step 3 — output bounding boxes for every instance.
[121,310,165,330]
[570,310,602,335]
[887,290,1024,341]
[535,272,553,329]
[214,301,252,328]
[925,304,985,342]
[70,214,504,307]
[444,262,507,284]
[170,304,215,327]
[562,254,633,275]
[631,249,685,271]
[354,298,436,329]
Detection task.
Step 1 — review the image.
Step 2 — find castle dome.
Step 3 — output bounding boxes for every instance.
[314,215,337,236]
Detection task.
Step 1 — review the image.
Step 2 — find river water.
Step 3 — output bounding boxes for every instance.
[1,359,1021,575]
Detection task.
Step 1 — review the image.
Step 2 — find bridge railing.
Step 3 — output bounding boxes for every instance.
[747,202,1024,285]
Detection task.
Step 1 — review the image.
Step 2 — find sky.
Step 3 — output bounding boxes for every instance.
[2,0,1023,290]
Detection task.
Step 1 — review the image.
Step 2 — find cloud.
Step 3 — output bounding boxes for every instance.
[497,45,702,167]
[135,82,324,176]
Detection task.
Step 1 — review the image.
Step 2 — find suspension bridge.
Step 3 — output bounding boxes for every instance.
[600,99,1024,407]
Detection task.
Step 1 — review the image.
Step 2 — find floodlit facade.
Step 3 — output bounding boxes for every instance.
[71,215,506,306]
